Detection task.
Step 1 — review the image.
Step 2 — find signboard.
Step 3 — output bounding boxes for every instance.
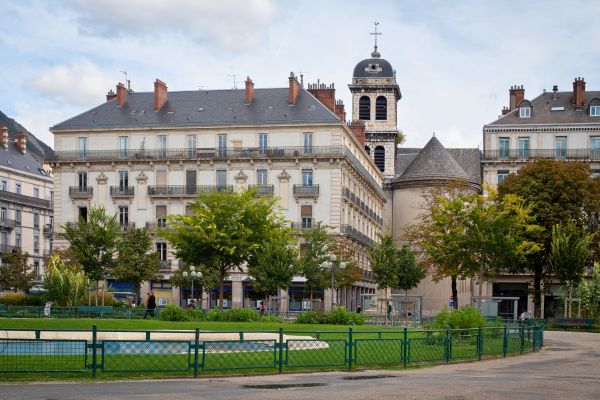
[448,301,457,307]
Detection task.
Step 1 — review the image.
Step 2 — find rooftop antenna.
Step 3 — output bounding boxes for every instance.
[227,74,241,89]
[370,22,381,57]
[295,70,309,87]
[120,70,131,91]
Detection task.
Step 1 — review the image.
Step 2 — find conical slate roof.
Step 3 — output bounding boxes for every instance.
[395,136,474,183]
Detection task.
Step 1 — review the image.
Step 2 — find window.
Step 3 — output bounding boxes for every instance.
[216,169,227,189]
[157,135,167,158]
[15,208,21,225]
[15,233,21,249]
[365,146,370,155]
[301,205,312,229]
[187,134,196,157]
[119,171,129,190]
[78,206,88,222]
[258,133,268,153]
[156,205,167,227]
[33,187,39,198]
[185,170,197,195]
[497,170,510,185]
[303,132,313,154]
[33,212,39,228]
[218,134,227,157]
[0,180,6,191]
[555,136,567,159]
[498,137,510,159]
[375,96,387,120]
[374,146,385,172]
[591,137,600,159]
[302,169,313,186]
[257,169,267,185]
[518,137,530,159]
[156,170,167,187]
[78,137,87,159]
[359,96,371,120]
[591,105,600,117]
[33,261,40,279]
[119,136,128,158]
[119,206,128,227]
[185,205,193,216]
[519,106,531,118]
[0,231,6,246]
[77,171,87,190]
[156,242,168,261]
[15,183,21,194]
[0,207,6,222]
[33,235,39,254]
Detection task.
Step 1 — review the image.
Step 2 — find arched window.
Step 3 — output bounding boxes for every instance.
[376,96,387,120]
[374,146,385,172]
[359,96,371,120]
[365,146,370,155]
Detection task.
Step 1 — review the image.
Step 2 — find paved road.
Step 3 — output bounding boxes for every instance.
[1,331,599,400]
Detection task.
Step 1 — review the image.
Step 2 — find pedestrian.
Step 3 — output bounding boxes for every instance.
[259,301,265,316]
[356,305,362,313]
[144,291,157,319]
[387,302,392,321]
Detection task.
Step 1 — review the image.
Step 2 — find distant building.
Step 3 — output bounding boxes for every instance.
[482,77,600,317]
[0,125,53,281]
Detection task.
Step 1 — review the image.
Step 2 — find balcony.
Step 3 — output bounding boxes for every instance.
[110,186,135,197]
[69,186,93,199]
[0,244,21,254]
[0,190,53,210]
[293,184,319,200]
[146,220,168,229]
[147,185,233,197]
[0,218,16,230]
[482,148,600,161]
[43,224,53,236]
[291,221,316,231]
[248,184,274,197]
[342,187,383,226]
[120,222,136,231]
[340,224,373,247]
[159,259,172,272]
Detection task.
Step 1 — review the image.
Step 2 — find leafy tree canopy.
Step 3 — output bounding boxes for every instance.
[0,250,34,292]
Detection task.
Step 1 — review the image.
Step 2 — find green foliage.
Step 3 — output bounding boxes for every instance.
[43,255,90,307]
[433,307,486,330]
[0,292,44,306]
[295,307,365,325]
[159,304,191,321]
[162,189,288,309]
[395,245,426,293]
[0,250,34,292]
[299,223,335,296]
[549,222,594,287]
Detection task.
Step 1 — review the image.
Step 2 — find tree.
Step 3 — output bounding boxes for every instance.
[549,221,594,317]
[395,245,426,297]
[0,250,34,292]
[369,231,401,293]
[247,229,299,297]
[299,223,335,302]
[61,205,120,305]
[331,236,362,290]
[43,254,90,307]
[112,227,162,303]
[170,264,219,304]
[161,189,288,310]
[499,160,600,316]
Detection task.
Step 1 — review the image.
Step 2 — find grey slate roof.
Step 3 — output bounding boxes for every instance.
[487,90,600,126]
[353,57,395,78]
[0,140,50,178]
[394,137,480,185]
[51,88,341,131]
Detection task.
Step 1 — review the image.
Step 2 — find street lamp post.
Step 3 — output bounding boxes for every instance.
[182,266,200,307]
[322,255,346,310]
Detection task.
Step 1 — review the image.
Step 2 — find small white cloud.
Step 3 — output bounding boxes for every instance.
[24,59,114,107]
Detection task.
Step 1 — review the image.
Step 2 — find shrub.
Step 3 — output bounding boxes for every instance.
[44,255,90,307]
[296,307,365,325]
[159,304,191,321]
[433,306,486,331]
[295,310,323,324]
[204,307,261,322]
[260,315,284,323]
[185,308,206,321]
[0,292,29,305]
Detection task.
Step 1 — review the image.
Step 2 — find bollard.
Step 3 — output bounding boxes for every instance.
[194,328,200,378]
[92,324,97,379]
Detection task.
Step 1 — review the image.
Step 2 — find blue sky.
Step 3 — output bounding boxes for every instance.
[1,0,599,149]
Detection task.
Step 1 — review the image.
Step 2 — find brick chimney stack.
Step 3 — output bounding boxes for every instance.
[244,76,254,104]
[0,125,8,149]
[307,81,336,113]
[347,120,366,145]
[16,132,26,154]
[106,89,117,102]
[288,72,301,105]
[572,77,586,107]
[116,82,127,107]
[154,79,168,111]
[335,100,346,122]
[509,85,525,110]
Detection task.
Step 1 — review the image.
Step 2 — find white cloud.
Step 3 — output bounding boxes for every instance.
[24,59,115,107]
[68,0,276,51]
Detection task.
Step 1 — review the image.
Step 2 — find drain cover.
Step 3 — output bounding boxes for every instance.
[243,383,327,389]
[342,375,396,381]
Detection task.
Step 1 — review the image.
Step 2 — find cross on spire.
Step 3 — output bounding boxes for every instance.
[370,22,381,58]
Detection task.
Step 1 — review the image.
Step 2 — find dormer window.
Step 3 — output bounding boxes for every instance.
[591,105,600,117]
[519,106,531,118]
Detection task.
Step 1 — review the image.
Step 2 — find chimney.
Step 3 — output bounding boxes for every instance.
[106,89,117,102]
[16,132,26,154]
[244,76,254,104]
[347,120,366,146]
[552,85,559,100]
[572,77,586,107]
[288,72,301,105]
[0,125,8,149]
[307,81,336,113]
[154,79,168,111]
[509,85,525,110]
[116,82,127,107]
[335,100,346,121]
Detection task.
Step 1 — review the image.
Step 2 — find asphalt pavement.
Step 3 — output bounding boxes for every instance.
[1,331,599,400]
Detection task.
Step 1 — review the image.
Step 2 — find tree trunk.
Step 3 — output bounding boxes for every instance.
[451,276,458,310]
[533,266,542,317]
[219,267,225,311]
[95,280,99,306]
[478,262,484,312]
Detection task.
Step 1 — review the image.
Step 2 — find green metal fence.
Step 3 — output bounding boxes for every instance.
[0,324,544,378]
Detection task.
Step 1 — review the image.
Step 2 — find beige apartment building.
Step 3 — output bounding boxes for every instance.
[49,74,385,311]
[0,126,53,281]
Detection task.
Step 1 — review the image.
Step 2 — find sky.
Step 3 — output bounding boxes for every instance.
[1,0,599,150]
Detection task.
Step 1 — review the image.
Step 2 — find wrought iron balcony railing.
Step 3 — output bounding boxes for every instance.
[482,148,600,161]
[0,218,16,230]
[146,220,168,229]
[339,224,373,247]
[69,186,93,198]
[291,221,316,231]
[0,190,53,210]
[247,184,274,197]
[110,186,135,197]
[0,244,21,254]
[293,184,319,198]
[147,185,233,196]
[120,222,136,231]
[342,187,383,226]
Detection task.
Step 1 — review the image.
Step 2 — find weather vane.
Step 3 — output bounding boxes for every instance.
[370,22,381,57]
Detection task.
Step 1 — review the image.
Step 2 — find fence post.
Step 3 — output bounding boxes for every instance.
[194,328,200,378]
[348,327,353,371]
[478,327,482,361]
[445,328,451,363]
[519,326,525,354]
[92,324,97,379]
[146,331,151,341]
[503,326,508,357]
[35,329,40,340]
[403,327,408,368]
[278,328,284,374]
